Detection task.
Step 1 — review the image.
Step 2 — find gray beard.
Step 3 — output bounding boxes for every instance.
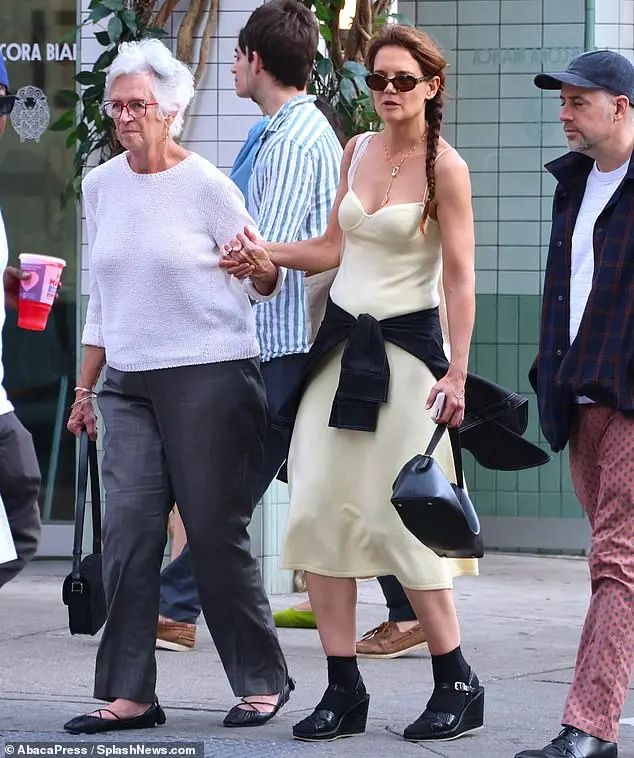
[569,136,593,153]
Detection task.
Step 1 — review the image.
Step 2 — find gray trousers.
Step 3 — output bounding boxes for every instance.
[0,411,41,588]
[95,360,287,703]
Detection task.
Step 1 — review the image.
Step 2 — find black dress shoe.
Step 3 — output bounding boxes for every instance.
[292,676,370,742]
[223,678,295,727]
[63,699,166,735]
[514,726,618,757]
[404,669,484,742]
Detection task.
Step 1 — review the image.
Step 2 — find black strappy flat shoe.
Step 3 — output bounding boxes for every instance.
[63,698,166,735]
[223,678,295,727]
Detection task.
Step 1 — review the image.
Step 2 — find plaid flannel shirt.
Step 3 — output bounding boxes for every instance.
[530,151,634,452]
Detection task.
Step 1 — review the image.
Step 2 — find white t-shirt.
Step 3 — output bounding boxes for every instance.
[569,159,629,403]
[0,211,14,416]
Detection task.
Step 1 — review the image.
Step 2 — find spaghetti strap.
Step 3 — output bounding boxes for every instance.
[347,132,375,188]
[422,146,456,204]
[434,146,455,163]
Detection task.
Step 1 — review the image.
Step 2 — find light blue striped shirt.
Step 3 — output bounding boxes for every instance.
[249,94,343,362]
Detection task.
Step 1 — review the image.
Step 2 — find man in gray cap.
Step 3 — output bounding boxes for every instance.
[518,50,634,758]
[0,50,42,588]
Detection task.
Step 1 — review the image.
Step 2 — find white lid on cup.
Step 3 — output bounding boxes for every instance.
[19,253,67,267]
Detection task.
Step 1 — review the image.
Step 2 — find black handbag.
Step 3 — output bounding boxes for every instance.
[61,431,106,635]
[391,424,484,559]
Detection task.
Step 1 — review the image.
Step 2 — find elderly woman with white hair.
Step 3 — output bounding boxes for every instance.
[63,39,293,734]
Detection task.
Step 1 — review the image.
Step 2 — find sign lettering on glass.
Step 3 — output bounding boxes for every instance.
[0,42,77,62]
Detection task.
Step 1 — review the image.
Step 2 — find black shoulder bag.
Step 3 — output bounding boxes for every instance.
[391,424,484,559]
[61,430,107,635]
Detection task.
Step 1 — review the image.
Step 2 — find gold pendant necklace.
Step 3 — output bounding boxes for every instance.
[381,134,426,207]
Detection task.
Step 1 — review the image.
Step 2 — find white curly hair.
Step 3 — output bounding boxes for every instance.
[105,38,195,138]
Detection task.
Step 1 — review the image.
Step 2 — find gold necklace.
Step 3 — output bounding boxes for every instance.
[381,134,425,207]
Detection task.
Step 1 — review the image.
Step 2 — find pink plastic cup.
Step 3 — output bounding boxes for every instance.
[17,254,66,331]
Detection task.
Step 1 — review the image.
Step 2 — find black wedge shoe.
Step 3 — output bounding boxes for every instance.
[292,676,370,742]
[404,670,484,742]
[223,678,295,728]
[64,698,166,735]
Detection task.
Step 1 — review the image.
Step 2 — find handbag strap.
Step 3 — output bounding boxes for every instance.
[424,424,465,489]
[71,431,102,580]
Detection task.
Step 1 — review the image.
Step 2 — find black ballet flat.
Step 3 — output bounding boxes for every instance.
[404,670,484,742]
[63,698,166,735]
[293,678,370,742]
[223,678,295,728]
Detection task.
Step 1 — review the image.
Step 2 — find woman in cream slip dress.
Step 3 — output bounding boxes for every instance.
[284,134,475,585]
[221,24,484,747]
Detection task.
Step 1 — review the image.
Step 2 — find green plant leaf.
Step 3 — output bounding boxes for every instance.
[108,15,123,43]
[88,4,112,23]
[95,30,111,46]
[339,77,357,104]
[121,9,138,33]
[82,85,102,105]
[76,122,89,141]
[93,48,117,71]
[102,0,125,9]
[342,60,367,78]
[75,71,97,86]
[143,25,167,38]
[65,129,77,148]
[320,24,332,42]
[58,89,80,105]
[354,74,370,95]
[316,57,333,78]
[50,111,75,132]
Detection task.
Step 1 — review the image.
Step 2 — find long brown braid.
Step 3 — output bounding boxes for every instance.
[366,25,448,233]
[422,91,443,230]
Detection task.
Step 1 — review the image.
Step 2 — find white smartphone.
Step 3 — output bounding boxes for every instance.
[431,392,446,421]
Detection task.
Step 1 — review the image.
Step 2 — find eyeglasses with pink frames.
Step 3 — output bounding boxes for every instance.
[103,100,159,119]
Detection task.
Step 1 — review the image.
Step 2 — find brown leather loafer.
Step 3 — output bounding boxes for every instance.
[356,621,427,659]
[156,616,196,652]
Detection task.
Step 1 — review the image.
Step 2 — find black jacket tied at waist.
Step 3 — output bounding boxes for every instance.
[274,299,550,475]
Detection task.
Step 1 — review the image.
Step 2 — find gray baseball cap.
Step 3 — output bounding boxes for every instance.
[534,49,634,104]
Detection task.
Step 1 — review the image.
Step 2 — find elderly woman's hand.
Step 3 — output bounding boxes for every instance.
[220,227,278,294]
[67,393,99,441]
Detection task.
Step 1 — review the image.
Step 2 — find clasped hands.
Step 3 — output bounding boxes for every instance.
[220,226,277,293]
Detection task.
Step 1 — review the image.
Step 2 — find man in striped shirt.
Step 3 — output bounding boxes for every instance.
[243,0,342,495]
[156,0,342,653]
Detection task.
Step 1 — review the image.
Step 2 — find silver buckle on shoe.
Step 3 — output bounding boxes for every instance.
[454,682,471,692]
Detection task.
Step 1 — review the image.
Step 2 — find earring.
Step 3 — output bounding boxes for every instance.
[163,121,169,141]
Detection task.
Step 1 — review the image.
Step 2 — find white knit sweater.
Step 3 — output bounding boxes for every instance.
[82,152,284,371]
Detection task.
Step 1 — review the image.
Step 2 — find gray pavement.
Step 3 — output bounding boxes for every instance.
[1,554,633,757]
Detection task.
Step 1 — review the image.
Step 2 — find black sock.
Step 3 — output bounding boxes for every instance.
[427,647,472,715]
[317,656,364,715]
[431,646,470,684]
[326,656,360,691]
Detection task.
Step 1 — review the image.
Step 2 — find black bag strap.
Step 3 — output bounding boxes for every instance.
[424,424,465,489]
[71,431,102,580]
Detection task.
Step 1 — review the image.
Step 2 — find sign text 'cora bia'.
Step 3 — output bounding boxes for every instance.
[0,43,77,62]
